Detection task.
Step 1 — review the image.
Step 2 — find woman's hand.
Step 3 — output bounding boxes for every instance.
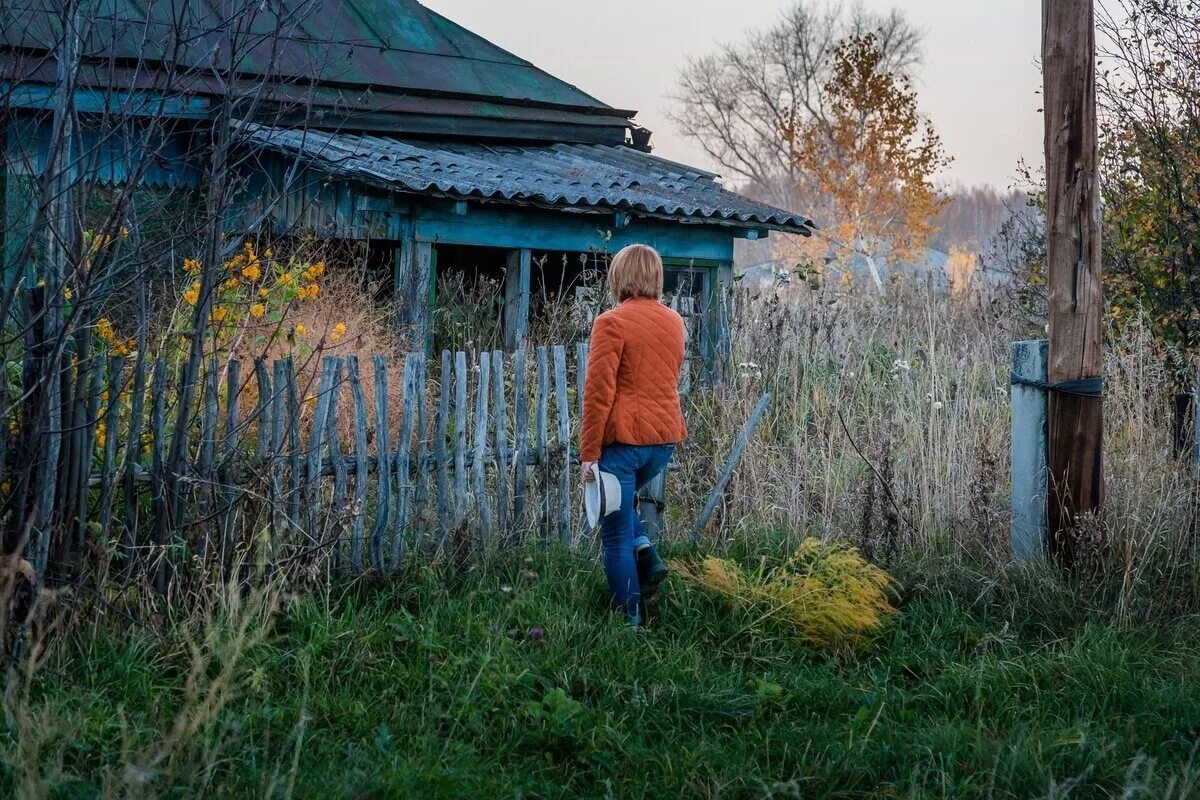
[581,461,597,483]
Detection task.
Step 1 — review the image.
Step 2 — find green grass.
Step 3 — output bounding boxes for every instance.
[5,543,1200,799]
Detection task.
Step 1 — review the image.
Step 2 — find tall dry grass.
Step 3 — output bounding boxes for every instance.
[670,276,1199,624]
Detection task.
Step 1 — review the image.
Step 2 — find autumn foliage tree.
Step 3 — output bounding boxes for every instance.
[1098,0,1200,380]
[784,33,951,292]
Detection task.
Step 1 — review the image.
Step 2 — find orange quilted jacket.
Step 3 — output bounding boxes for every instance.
[580,296,688,463]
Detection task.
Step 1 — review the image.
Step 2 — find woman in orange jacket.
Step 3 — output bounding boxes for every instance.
[581,244,687,628]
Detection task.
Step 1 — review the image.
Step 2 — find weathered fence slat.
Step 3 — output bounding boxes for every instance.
[491,351,509,541]
[254,358,272,461]
[536,346,550,542]
[347,356,371,574]
[369,355,391,571]
[393,354,417,569]
[305,357,339,543]
[77,353,103,553]
[219,360,241,568]
[691,393,771,540]
[326,365,348,564]
[285,359,301,533]
[474,350,492,548]
[435,350,451,553]
[413,352,429,548]
[453,350,468,532]
[197,358,219,557]
[576,342,588,417]
[269,360,287,538]
[511,348,528,531]
[148,358,168,592]
[120,351,147,578]
[553,346,571,546]
[96,356,124,542]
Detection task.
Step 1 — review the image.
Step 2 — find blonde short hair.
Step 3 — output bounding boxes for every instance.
[607,244,664,302]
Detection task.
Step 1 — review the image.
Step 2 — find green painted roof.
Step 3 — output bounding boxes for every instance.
[2,1,634,141]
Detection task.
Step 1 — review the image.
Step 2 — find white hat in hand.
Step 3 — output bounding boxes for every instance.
[583,466,622,529]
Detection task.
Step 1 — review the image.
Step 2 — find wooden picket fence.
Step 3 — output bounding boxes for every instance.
[22,342,674,581]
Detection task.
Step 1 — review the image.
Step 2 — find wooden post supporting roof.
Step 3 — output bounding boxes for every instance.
[503,248,531,352]
[395,235,433,350]
[1043,0,1104,563]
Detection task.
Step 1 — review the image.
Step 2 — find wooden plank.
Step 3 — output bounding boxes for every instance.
[575,342,588,417]
[393,354,417,570]
[1044,0,1103,565]
[197,358,219,558]
[413,204,738,262]
[575,342,589,537]
[347,356,371,574]
[368,355,392,571]
[453,350,468,532]
[552,346,571,546]
[474,350,492,548]
[503,249,531,351]
[254,358,272,461]
[77,350,103,552]
[491,351,509,542]
[692,393,771,540]
[285,359,301,533]
[120,351,147,580]
[270,360,287,540]
[413,352,429,549]
[396,237,434,350]
[511,348,529,532]
[148,358,168,592]
[220,360,241,572]
[435,350,451,553]
[326,364,348,564]
[96,356,124,543]
[536,346,549,542]
[305,358,339,543]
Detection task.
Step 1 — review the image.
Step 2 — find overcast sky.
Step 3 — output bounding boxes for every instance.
[420,0,1044,191]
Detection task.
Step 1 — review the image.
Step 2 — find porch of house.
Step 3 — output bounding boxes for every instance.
[233,126,813,366]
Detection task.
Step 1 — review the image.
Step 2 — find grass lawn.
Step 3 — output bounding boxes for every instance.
[5,541,1200,799]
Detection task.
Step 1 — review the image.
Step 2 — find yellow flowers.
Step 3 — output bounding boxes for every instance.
[222,277,240,291]
[97,317,117,342]
[241,262,262,282]
[302,261,326,282]
[294,324,307,337]
[183,258,202,275]
[250,303,266,318]
[279,272,293,286]
[95,317,133,356]
[63,286,73,301]
[298,283,319,300]
[331,322,347,342]
[183,282,201,306]
[258,288,269,299]
[211,307,229,324]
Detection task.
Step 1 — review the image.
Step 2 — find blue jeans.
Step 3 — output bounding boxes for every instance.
[596,442,675,625]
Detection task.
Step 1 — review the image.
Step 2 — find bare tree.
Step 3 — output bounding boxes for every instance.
[669,0,922,211]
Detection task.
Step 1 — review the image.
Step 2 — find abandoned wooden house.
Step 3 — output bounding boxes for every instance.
[1,0,814,355]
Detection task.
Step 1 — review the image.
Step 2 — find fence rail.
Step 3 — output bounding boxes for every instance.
[1,341,679,582]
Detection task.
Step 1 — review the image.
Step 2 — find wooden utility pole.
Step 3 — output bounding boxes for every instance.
[1043,0,1104,564]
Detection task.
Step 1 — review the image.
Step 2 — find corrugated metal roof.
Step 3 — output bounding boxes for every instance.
[243,125,815,235]
[2,1,630,121]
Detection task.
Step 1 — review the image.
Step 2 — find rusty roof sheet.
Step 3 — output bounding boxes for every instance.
[244,125,815,235]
